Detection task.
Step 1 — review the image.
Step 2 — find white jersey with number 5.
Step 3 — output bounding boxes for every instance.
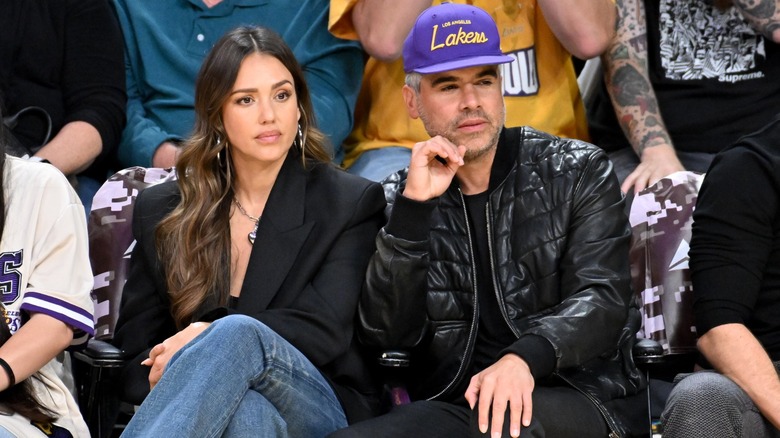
[0,156,93,437]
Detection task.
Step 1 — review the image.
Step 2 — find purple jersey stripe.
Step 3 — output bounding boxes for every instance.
[22,292,95,336]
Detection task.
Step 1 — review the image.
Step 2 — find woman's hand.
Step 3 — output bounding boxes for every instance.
[142,322,210,390]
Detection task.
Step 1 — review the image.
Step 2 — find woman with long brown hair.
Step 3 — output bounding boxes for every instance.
[112,26,385,436]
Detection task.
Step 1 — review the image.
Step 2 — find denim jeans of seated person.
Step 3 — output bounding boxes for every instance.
[120,315,347,438]
[347,146,412,183]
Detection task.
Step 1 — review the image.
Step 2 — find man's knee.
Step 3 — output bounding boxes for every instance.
[662,371,751,436]
[666,372,745,414]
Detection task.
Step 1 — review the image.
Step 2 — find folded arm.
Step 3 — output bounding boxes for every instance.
[36,122,102,175]
[112,0,179,168]
[36,0,126,174]
[690,144,780,429]
[697,324,780,429]
[359,192,434,349]
[350,0,433,61]
[539,0,617,59]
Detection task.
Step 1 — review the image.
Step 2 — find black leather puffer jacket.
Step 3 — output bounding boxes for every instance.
[359,127,645,437]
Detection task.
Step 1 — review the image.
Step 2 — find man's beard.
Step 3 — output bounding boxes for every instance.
[418,105,505,164]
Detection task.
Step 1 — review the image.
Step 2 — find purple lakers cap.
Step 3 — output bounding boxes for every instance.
[402,2,513,74]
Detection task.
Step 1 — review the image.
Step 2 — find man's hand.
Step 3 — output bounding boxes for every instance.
[402,136,465,202]
[465,354,534,438]
[141,322,210,389]
[152,141,180,169]
[622,144,685,194]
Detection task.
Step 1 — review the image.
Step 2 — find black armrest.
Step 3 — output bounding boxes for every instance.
[72,339,126,437]
[72,339,125,368]
[632,338,665,365]
[377,351,412,407]
[378,350,410,368]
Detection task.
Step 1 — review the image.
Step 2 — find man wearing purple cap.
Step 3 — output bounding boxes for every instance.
[330,3,645,438]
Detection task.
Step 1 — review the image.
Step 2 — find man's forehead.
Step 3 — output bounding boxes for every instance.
[422,65,499,83]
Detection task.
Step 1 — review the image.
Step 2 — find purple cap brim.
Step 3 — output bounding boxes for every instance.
[408,54,514,74]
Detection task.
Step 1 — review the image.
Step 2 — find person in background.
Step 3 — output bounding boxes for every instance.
[0,104,95,437]
[113,26,385,437]
[1,0,126,212]
[113,0,363,169]
[329,0,616,181]
[590,0,780,195]
[330,4,645,437]
[660,114,780,437]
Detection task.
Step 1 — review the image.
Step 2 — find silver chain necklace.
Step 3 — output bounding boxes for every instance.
[233,198,260,245]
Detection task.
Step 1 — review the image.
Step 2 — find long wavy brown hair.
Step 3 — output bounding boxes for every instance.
[156,26,332,328]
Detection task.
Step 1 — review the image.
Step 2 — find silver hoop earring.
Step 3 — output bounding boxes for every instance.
[297,123,305,153]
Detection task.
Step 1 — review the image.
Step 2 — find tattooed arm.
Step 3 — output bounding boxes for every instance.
[601,0,683,194]
[730,0,780,43]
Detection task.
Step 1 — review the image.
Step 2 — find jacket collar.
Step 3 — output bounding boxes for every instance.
[487,127,520,193]
[447,127,522,196]
[237,151,315,312]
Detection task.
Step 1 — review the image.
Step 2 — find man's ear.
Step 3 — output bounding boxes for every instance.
[402,85,420,119]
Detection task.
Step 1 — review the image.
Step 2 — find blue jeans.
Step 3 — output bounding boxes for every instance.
[75,174,102,216]
[121,315,347,438]
[346,147,411,183]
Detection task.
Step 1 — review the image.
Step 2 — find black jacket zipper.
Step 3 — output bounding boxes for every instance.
[428,189,480,401]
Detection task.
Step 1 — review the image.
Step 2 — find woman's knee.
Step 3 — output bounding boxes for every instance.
[187,315,281,360]
[209,314,274,339]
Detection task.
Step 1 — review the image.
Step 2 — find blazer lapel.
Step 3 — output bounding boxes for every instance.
[239,155,314,312]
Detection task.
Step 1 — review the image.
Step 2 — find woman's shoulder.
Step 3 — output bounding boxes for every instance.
[133,180,181,223]
[309,162,380,194]
[136,179,180,203]
[306,162,385,211]
[3,157,80,207]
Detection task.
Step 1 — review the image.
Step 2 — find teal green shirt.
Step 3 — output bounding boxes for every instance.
[112,0,363,167]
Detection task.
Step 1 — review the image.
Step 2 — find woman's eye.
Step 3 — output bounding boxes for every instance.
[275,91,291,101]
[237,96,253,105]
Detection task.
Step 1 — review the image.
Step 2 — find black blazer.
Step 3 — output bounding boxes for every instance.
[112,152,386,422]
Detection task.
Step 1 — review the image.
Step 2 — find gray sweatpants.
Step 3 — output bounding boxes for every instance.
[661,362,780,438]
